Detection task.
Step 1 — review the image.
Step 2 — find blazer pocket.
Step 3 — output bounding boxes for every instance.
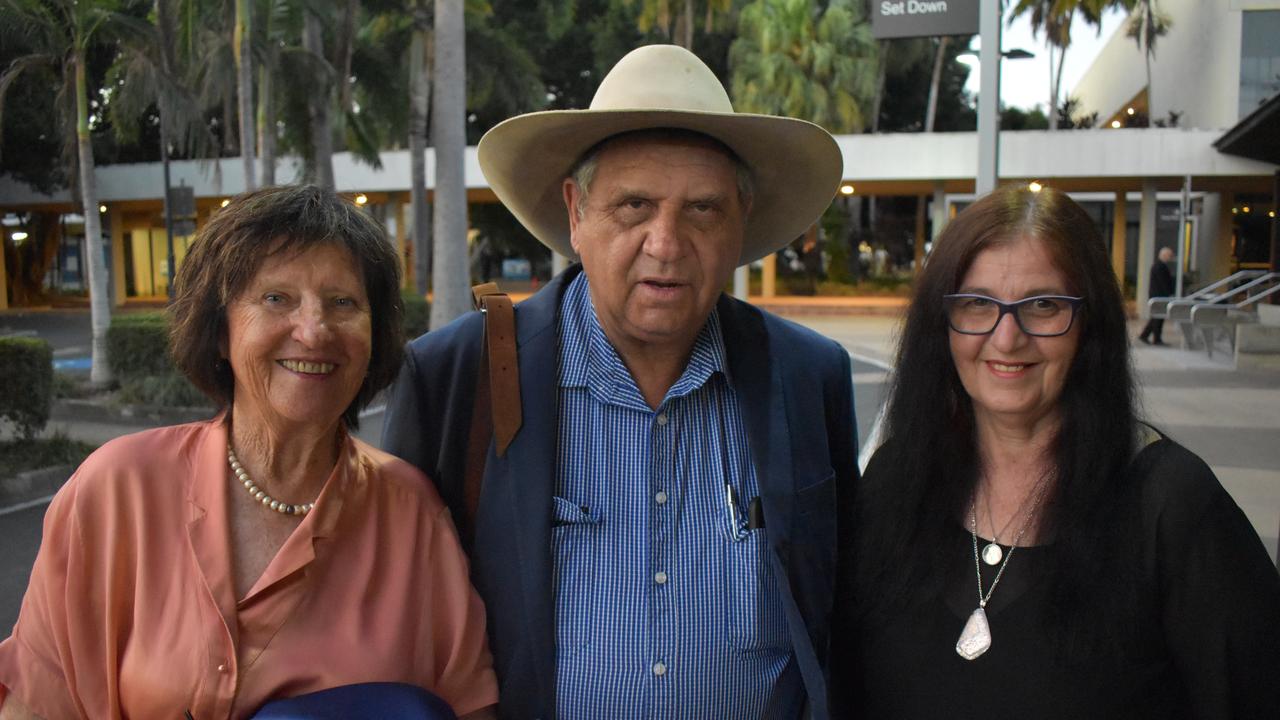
[550,496,600,655]
[794,471,838,597]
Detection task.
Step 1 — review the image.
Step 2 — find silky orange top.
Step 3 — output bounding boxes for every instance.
[0,418,497,719]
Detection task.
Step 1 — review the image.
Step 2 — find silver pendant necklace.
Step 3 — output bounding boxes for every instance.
[956,477,1050,661]
[979,482,1023,566]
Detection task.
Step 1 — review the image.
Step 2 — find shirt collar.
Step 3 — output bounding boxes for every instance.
[558,272,730,410]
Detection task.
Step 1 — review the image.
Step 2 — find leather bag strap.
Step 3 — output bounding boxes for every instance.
[462,282,522,544]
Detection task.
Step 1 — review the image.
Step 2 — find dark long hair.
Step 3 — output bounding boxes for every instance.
[855,184,1140,652]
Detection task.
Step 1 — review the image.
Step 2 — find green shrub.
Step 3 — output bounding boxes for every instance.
[402,290,431,341]
[107,312,173,380]
[0,433,96,479]
[52,371,92,399]
[0,337,53,439]
[117,374,209,408]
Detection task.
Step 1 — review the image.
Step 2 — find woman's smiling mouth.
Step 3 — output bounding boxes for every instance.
[278,359,336,375]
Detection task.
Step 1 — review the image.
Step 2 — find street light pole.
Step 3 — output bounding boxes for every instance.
[976,1,1001,196]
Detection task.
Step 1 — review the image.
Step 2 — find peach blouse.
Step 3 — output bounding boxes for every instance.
[0,418,497,719]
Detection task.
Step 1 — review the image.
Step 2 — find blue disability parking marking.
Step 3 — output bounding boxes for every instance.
[53,357,92,371]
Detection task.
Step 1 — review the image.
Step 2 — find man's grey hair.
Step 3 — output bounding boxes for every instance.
[568,129,755,221]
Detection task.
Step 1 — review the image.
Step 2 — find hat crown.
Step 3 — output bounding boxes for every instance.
[589,45,734,114]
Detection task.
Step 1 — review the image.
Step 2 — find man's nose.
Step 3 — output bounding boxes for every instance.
[642,207,687,261]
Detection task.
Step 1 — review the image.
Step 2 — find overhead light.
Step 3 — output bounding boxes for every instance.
[98,204,107,213]
[220,199,230,208]
[1028,181,1043,193]
[12,231,29,241]
[1242,206,1251,213]
[1110,120,1122,129]
[1269,211,1276,218]
[1232,207,1239,214]
[839,184,855,195]
[1126,107,1135,116]
[355,194,368,205]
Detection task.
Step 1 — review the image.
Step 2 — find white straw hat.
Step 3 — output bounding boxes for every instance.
[477,44,844,265]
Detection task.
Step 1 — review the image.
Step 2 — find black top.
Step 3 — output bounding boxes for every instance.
[1150,259,1176,298]
[833,437,1280,719]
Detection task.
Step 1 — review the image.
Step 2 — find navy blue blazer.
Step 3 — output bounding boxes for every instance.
[382,267,858,719]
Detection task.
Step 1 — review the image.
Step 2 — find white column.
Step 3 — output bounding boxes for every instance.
[1136,179,1159,310]
[551,252,569,278]
[931,181,947,241]
[733,265,748,300]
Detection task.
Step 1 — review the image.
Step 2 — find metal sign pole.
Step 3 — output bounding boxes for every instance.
[1177,175,1189,297]
[975,1,1001,196]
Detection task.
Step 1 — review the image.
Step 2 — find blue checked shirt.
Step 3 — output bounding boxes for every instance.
[553,273,802,719]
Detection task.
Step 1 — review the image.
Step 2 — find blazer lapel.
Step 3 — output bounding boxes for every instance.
[718,295,796,539]
[719,295,830,715]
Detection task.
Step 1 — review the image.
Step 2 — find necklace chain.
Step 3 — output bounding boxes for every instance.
[970,475,1050,608]
[227,443,316,516]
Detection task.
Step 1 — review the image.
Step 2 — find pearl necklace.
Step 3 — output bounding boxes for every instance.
[227,443,315,516]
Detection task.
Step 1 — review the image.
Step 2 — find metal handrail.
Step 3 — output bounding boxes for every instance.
[1147,269,1268,318]
[1166,273,1279,323]
[1189,280,1280,358]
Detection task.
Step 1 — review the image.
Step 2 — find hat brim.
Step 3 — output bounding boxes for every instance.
[477,109,843,266]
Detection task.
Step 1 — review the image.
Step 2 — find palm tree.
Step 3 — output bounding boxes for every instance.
[0,0,149,385]
[729,0,878,133]
[430,0,469,328]
[1010,0,1126,130]
[1124,0,1171,122]
[626,0,734,50]
[104,0,220,292]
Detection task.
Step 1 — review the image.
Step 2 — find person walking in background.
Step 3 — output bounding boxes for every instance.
[383,45,857,719]
[1138,246,1176,346]
[831,186,1280,719]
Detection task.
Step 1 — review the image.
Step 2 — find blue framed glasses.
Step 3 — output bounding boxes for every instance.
[942,294,1084,337]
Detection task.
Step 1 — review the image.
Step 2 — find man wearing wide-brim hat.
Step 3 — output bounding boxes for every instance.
[384,44,857,719]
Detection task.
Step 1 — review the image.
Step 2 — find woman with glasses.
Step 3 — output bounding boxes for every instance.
[831,185,1279,718]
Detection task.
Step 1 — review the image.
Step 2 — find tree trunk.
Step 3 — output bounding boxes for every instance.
[870,39,889,133]
[335,0,358,113]
[1144,50,1153,125]
[429,0,469,329]
[925,36,949,133]
[1051,43,1069,130]
[409,0,432,295]
[75,49,112,386]
[304,10,335,189]
[258,55,276,186]
[234,0,256,190]
[681,0,694,50]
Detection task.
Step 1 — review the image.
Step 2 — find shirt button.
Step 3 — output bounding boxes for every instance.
[655,490,668,505]
[655,413,668,426]
[652,661,667,676]
[654,571,668,585]
[217,663,229,674]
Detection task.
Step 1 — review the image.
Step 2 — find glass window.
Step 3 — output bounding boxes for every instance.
[1239,10,1280,120]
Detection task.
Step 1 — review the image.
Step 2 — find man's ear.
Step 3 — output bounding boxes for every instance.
[563,178,582,254]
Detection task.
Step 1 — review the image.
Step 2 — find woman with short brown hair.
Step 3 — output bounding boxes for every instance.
[0,185,497,719]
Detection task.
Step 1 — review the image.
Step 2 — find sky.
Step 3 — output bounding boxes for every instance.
[962,6,1130,112]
